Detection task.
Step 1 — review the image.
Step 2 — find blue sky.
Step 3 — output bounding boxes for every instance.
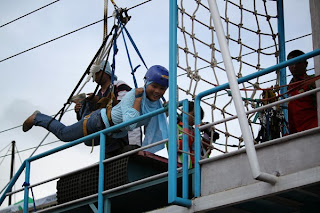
[0,0,314,207]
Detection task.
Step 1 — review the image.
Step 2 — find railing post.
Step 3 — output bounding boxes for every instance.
[277,0,288,134]
[194,98,202,197]
[0,161,26,205]
[23,160,31,213]
[98,133,106,213]
[182,100,189,199]
[168,0,178,204]
[104,197,111,213]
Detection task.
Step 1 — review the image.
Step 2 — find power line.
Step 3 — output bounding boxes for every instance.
[15,144,24,169]
[0,142,11,153]
[0,0,153,63]
[0,126,21,134]
[0,0,61,28]
[0,146,11,166]
[127,0,152,10]
[0,140,61,159]
[0,109,74,135]
[0,18,105,63]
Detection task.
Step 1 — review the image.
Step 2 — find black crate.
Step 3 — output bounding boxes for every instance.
[57,157,129,204]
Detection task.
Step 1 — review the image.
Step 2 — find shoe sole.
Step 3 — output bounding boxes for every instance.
[22,110,40,132]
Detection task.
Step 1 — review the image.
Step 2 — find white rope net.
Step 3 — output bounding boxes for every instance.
[176,0,280,156]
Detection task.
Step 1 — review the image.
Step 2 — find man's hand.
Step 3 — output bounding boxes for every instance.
[74,102,82,113]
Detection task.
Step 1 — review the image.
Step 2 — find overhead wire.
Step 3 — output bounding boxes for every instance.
[0,143,27,199]
[0,0,153,63]
[0,142,11,153]
[14,144,24,170]
[2,0,155,198]
[0,146,11,166]
[0,140,61,196]
[0,140,61,159]
[0,18,105,63]
[0,0,153,160]
[0,0,61,28]
[0,109,74,135]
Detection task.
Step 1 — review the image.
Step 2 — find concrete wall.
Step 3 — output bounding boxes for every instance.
[201,127,320,195]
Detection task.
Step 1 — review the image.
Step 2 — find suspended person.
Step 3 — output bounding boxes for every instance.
[287,49,318,134]
[22,65,169,153]
[72,60,142,157]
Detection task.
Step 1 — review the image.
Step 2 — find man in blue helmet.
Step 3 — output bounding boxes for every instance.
[73,60,142,157]
[23,64,169,155]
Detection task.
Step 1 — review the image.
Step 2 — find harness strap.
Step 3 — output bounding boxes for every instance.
[83,113,92,136]
[82,113,95,153]
[107,92,116,127]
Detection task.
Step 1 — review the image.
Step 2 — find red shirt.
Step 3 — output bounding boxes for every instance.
[288,74,318,134]
[177,122,212,167]
[177,122,195,167]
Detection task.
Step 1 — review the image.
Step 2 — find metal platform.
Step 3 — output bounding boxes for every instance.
[32,151,190,213]
[149,127,320,212]
[3,128,320,213]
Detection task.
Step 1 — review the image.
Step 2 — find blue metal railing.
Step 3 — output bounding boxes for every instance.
[277,0,288,134]
[2,51,319,212]
[2,49,319,212]
[193,48,320,197]
[0,104,172,212]
[168,0,192,207]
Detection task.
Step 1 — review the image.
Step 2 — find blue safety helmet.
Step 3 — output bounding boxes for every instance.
[100,60,117,81]
[144,65,169,88]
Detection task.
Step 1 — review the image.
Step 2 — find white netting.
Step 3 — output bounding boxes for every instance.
[176,0,280,155]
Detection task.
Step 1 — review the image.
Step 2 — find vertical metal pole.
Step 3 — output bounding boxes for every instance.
[207,0,277,184]
[182,100,189,199]
[277,0,288,133]
[98,133,106,213]
[104,198,111,213]
[8,141,15,205]
[168,0,178,204]
[23,161,30,213]
[309,0,320,126]
[194,99,201,197]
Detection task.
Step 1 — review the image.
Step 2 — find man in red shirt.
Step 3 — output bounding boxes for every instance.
[287,50,318,134]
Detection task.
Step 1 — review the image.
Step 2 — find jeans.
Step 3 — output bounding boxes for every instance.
[34,109,105,142]
[77,99,94,120]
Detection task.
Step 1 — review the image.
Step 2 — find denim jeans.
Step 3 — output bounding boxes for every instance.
[34,109,105,142]
[77,99,94,120]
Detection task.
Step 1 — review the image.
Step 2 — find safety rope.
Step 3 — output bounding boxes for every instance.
[119,21,149,70]
[118,19,149,88]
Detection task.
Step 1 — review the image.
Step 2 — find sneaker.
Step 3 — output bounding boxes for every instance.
[70,93,86,103]
[22,110,40,132]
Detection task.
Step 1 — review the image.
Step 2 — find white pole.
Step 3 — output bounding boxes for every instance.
[309,0,320,126]
[207,0,277,184]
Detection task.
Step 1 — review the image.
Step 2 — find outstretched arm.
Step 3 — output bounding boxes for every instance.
[133,88,144,112]
[119,88,145,131]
